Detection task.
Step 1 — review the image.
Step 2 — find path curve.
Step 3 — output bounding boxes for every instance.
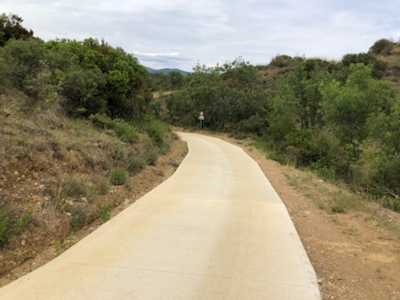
[0,133,321,300]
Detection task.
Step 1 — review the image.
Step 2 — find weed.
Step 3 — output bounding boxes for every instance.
[54,240,61,257]
[67,231,75,247]
[112,143,125,161]
[67,205,87,231]
[12,209,32,235]
[96,178,110,195]
[110,168,127,185]
[344,225,358,235]
[125,179,133,190]
[316,200,326,210]
[90,114,138,143]
[100,201,113,223]
[127,156,145,175]
[331,202,346,213]
[0,206,32,247]
[144,148,158,166]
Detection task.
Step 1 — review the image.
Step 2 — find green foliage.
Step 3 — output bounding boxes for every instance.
[68,205,87,231]
[167,57,266,130]
[150,70,185,91]
[1,28,152,121]
[90,114,138,143]
[0,13,33,47]
[139,117,171,146]
[143,147,158,166]
[62,175,87,198]
[110,168,127,185]
[100,201,113,223]
[127,155,146,175]
[341,52,386,79]
[0,206,32,247]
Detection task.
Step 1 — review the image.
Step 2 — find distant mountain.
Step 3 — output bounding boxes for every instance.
[145,67,190,76]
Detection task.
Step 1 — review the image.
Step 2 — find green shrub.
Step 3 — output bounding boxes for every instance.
[96,179,110,195]
[0,206,32,247]
[110,168,127,185]
[112,143,125,161]
[144,148,158,166]
[127,156,145,175]
[68,205,87,231]
[63,175,87,198]
[100,201,113,223]
[330,202,345,213]
[89,114,138,143]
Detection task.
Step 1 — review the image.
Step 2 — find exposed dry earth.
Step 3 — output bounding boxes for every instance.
[2,132,400,300]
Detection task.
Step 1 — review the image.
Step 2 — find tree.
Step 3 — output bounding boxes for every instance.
[0,13,34,47]
[322,64,390,147]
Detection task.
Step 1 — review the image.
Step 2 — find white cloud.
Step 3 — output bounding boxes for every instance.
[0,0,399,70]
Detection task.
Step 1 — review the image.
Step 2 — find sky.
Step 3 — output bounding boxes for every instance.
[1,0,399,72]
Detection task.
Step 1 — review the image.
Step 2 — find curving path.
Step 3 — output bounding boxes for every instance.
[0,133,321,300]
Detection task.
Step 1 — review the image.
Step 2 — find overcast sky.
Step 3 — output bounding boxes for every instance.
[1,1,399,71]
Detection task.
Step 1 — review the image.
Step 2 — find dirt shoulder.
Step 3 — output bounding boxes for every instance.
[216,133,400,300]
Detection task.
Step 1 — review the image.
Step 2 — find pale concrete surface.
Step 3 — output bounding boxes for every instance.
[0,133,321,300]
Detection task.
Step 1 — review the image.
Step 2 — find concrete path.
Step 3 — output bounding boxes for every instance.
[0,133,321,299]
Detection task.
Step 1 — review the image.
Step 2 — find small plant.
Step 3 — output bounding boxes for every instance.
[112,143,125,161]
[68,205,87,231]
[110,168,127,185]
[96,179,110,195]
[55,240,61,257]
[67,231,75,247]
[100,201,113,223]
[144,148,158,166]
[12,209,32,235]
[0,206,32,247]
[90,114,138,143]
[331,202,345,213]
[127,156,145,175]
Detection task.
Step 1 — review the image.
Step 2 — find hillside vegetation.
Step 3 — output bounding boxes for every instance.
[165,39,400,212]
[0,13,180,278]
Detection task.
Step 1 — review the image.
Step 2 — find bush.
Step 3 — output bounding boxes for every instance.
[90,114,138,143]
[369,39,395,55]
[0,205,32,247]
[67,205,87,231]
[127,156,145,175]
[63,175,87,198]
[100,201,113,223]
[143,147,158,166]
[110,168,127,185]
[269,55,294,68]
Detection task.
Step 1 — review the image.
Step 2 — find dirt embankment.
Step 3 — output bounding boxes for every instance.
[2,129,400,300]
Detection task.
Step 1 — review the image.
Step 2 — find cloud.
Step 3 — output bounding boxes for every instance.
[131,51,180,58]
[0,0,399,70]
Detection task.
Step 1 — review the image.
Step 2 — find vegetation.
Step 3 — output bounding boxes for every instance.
[0,12,177,250]
[166,57,267,130]
[166,41,400,212]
